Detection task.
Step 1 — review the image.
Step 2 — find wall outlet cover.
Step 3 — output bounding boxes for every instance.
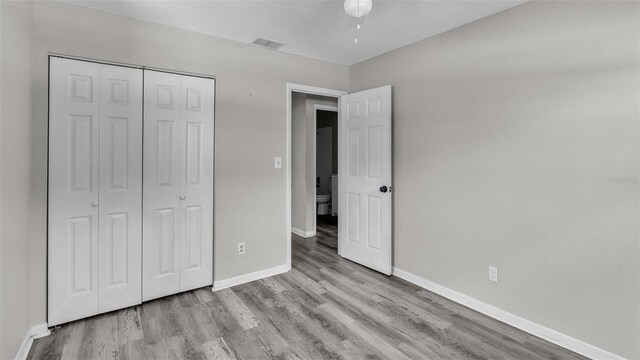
[488,266,498,282]
[238,242,246,255]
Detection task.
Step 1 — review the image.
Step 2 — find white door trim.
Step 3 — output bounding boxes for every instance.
[312,104,339,234]
[49,53,215,80]
[14,323,50,360]
[286,83,346,270]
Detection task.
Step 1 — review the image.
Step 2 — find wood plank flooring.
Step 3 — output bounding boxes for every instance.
[314,215,337,250]
[28,222,586,360]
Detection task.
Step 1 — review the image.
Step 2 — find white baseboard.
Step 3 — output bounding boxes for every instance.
[291,227,315,238]
[392,267,625,360]
[28,324,50,340]
[212,263,289,292]
[15,323,50,360]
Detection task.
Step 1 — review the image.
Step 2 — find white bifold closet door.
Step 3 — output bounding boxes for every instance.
[48,57,143,326]
[143,71,214,301]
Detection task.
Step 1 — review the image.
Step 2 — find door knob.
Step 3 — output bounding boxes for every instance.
[179,195,186,200]
[91,202,98,207]
[379,186,388,193]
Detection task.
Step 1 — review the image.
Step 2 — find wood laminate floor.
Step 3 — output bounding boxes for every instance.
[314,215,337,250]
[29,224,586,360]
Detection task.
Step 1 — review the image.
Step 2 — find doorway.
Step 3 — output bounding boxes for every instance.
[286,84,346,269]
[290,95,337,240]
[286,83,393,276]
[314,106,339,249]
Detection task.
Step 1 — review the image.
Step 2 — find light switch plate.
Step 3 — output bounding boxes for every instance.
[274,156,282,169]
[488,266,498,283]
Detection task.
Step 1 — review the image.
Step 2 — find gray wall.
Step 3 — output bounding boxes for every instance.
[349,1,640,358]
[1,0,33,358]
[28,0,348,329]
[291,92,308,233]
[291,93,338,233]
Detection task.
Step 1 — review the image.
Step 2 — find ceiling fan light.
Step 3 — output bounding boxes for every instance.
[344,0,372,18]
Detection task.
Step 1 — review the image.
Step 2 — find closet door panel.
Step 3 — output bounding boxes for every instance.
[49,58,101,326]
[179,76,214,291]
[143,71,182,301]
[98,64,143,312]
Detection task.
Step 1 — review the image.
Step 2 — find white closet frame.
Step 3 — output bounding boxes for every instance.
[47,54,216,326]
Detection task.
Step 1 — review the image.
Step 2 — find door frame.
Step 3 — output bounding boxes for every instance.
[286,83,346,270]
[47,54,217,324]
[312,104,339,235]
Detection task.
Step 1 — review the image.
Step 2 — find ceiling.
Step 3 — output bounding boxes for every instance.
[59,0,528,66]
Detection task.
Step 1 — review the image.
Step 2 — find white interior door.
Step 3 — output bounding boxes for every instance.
[98,64,143,313]
[49,58,101,325]
[179,75,214,292]
[339,85,392,275]
[143,71,182,300]
[49,58,143,325]
[143,71,214,301]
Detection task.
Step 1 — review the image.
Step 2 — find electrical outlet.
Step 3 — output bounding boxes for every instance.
[274,156,282,169]
[238,242,245,255]
[488,266,498,283]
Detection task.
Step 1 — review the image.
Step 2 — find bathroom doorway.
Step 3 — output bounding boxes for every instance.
[287,84,345,267]
[314,106,339,249]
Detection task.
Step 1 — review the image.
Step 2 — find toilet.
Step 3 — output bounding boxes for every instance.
[317,194,331,215]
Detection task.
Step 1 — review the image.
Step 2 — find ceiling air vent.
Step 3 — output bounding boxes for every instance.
[252,38,285,50]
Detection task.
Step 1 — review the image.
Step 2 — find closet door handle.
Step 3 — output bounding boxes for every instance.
[179,195,186,200]
[91,202,98,207]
